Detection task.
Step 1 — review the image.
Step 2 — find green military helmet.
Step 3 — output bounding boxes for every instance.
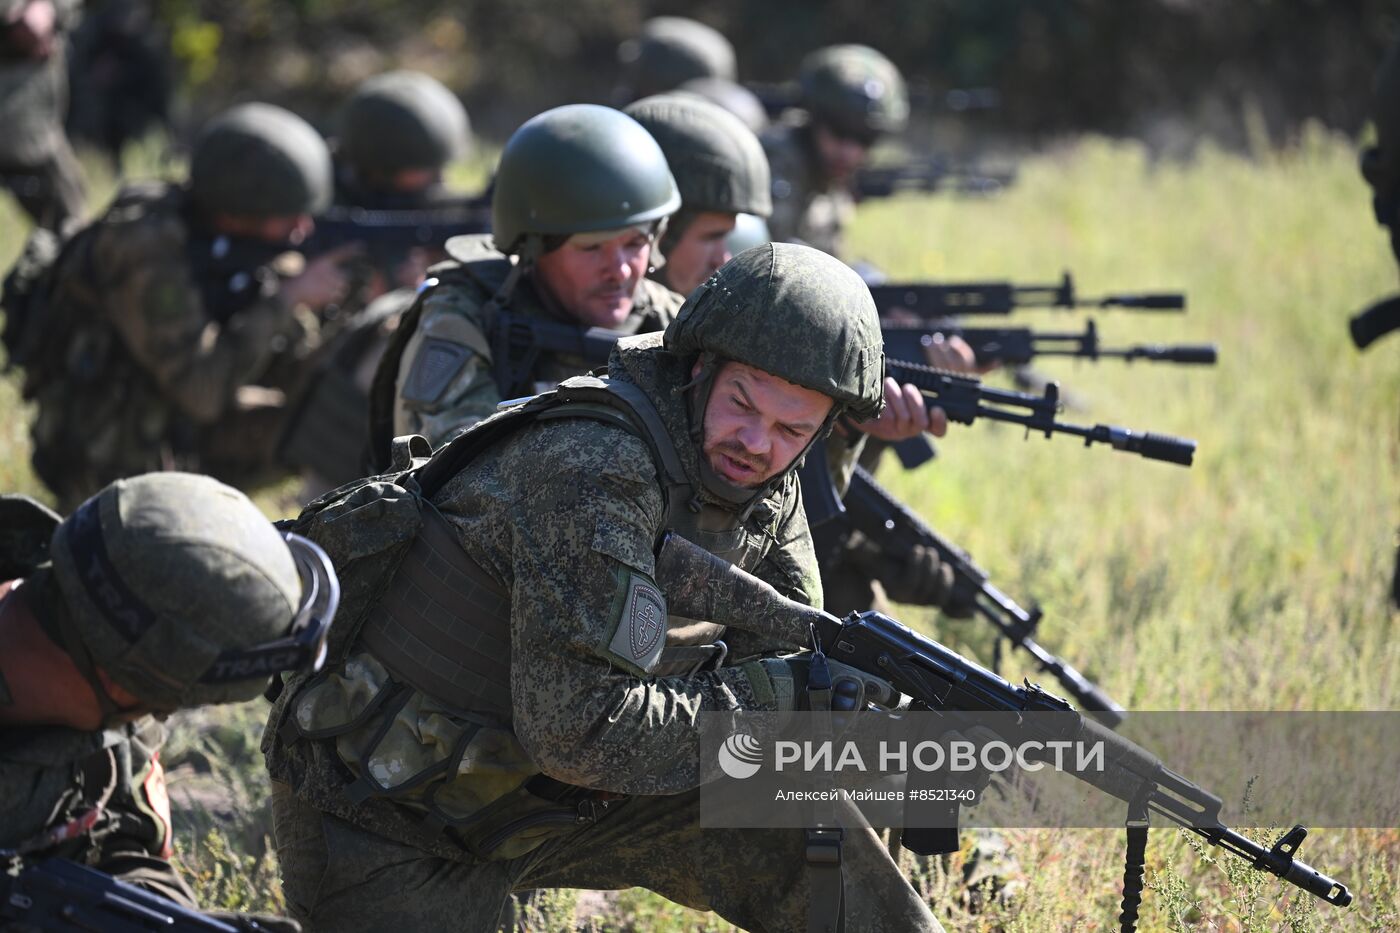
[666,241,885,421]
[725,212,771,256]
[49,472,339,711]
[339,70,471,179]
[676,76,769,135]
[624,94,771,219]
[490,104,681,256]
[1363,39,1400,231]
[799,44,909,142]
[618,16,737,100]
[189,103,333,218]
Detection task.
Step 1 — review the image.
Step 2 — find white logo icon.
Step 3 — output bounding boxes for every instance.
[717,730,764,780]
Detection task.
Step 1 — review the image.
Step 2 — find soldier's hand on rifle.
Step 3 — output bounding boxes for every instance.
[922,331,999,375]
[280,242,363,310]
[855,378,948,441]
[759,653,902,712]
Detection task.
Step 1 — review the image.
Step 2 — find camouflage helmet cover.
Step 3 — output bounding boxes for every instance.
[619,16,737,99]
[189,103,333,218]
[339,70,471,177]
[491,104,681,255]
[665,241,885,421]
[624,93,772,219]
[799,44,909,141]
[49,473,307,708]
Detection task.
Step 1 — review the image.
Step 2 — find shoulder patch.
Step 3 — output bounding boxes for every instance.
[402,337,472,406]
[606,570,667,674]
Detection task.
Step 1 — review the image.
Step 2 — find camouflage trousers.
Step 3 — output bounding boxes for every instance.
[270,781,943,933]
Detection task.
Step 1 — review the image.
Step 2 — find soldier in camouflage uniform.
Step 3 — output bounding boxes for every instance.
[624,93,772,297]
[615,15,737,104]
[621,94,954,615]
[0,0,84,229]
[763,45,908,258]
[264,242,943,932]
[16,102,358,511]
[0,472,339,930]
[282,71,478,495]
[369,104,687,461]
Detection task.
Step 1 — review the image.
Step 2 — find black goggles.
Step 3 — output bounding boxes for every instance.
[199,533,340,684]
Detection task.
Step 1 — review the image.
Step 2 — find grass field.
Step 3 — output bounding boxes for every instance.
[2,126,1396,931]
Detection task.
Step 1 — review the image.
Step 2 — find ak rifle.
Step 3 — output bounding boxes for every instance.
[653,533,1355,928]
[882,320,1217,367]
[870,271,1185,318]
[0,858,263,931]
[842,465,1124,726]
[884,357,1197,467]
[854,157,1017,199]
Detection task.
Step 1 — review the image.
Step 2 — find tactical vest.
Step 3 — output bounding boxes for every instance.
[276,372,769,855]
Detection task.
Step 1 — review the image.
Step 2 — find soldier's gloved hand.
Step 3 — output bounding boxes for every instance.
[205,911,302,933]
[757,654,901,712]
[844,532,968,613]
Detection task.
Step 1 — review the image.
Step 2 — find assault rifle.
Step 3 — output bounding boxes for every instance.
[1349,294,1400,350]
[653,533,1355,929]
[882,320,1218,367]
[490,310,634,398]
[840,465,1125,726]
[870,271,1185,318]
[307,197,491,257]
[854,157,1017,199]
[0,858,263,931]
[884,357,1197,466]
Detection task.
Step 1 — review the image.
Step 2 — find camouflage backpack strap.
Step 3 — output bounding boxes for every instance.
[354,376,694,715]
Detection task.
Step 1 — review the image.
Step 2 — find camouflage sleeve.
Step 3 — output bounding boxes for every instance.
[92,217,301,424]
[392,283,502,447]
[503,421,777,795]
[723,477,824,660]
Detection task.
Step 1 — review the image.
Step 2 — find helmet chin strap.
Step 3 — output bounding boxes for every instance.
[683,352,843,522]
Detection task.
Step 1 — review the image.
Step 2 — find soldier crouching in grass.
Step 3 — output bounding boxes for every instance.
[0,472,340,931]
[264,243,944,932]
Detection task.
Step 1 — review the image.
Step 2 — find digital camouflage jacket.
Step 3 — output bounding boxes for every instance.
[266,333,819,864]
[25,181,311,508]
